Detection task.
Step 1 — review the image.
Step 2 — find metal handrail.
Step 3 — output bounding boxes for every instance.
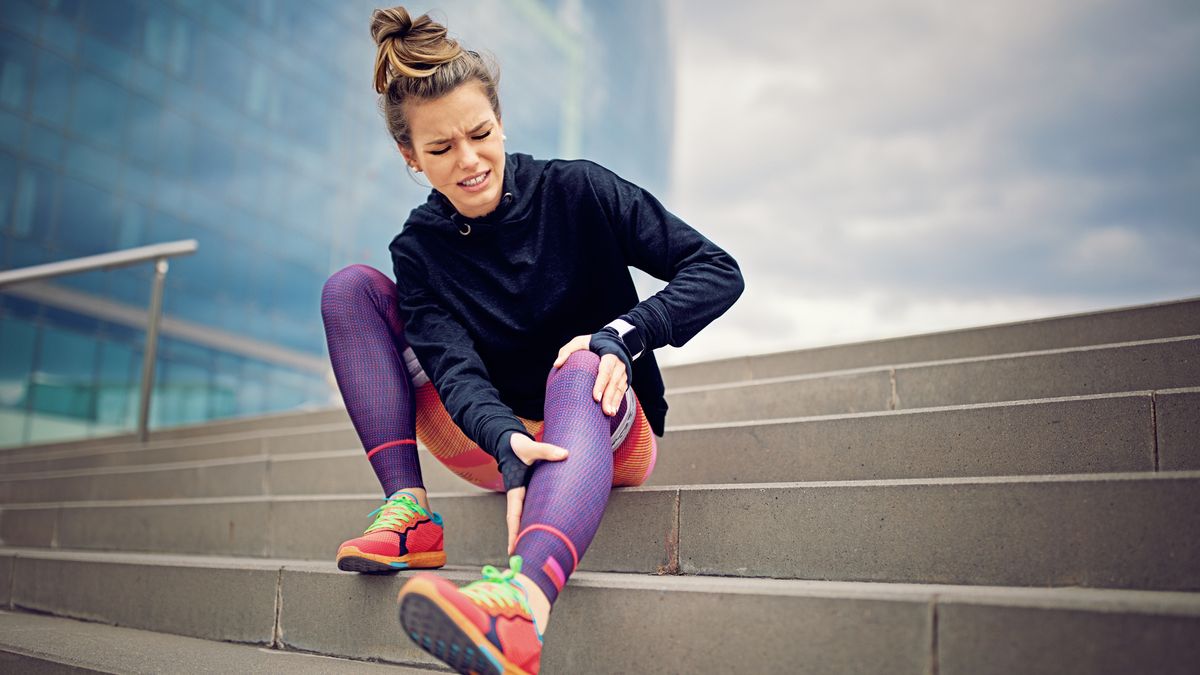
[0,240,199,443]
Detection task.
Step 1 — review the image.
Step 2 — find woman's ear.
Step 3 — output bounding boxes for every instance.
[398,143,419,172]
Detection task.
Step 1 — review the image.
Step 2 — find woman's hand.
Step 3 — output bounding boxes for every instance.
[553,335,629,416]
[505,432,569,555]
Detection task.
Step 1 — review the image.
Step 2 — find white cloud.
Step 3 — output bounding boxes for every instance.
[664,0,1200,363]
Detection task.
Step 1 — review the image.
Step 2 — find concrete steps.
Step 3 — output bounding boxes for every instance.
[663,295,1200,387]
[1,296,1198,672]
[1,388,1196,504]
[0,610,429,674]
[2,549,1197,675]
[665,335,1200,424]
[2,471,1198,590]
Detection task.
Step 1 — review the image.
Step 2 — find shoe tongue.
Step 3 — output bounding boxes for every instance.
[361,529,401,542]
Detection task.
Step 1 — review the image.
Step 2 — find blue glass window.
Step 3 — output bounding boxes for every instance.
[125,92,163,168]
[0,107,24,152]
[116,200,145,250]
[58,175,118,256]
[0,155,15,233]
[0,31,34,111]
[0,1,40,40]
[71,70,127,151]
[95,338,135,428]
[194,30,246,106]
[0,316,36,410]
[80,0,146,52]
[157,109,194,177]
[31,324,98,420]
[13,162,56,241]
[31,48,73,129]
[26,123,65,165]
[82,33,134,85]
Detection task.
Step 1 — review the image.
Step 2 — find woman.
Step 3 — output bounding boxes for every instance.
[320,6,743,674]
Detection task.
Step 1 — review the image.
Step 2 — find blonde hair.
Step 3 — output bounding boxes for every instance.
[370,6,501,148]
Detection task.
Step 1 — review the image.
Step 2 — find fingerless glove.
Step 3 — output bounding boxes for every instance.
[588,327,634,386]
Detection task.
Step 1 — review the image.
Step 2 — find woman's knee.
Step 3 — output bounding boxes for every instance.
[546,349,600,394]
[321,264,391,310]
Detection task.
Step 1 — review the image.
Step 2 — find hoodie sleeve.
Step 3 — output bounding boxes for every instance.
[390,241,533,491]
[586,162,745,353]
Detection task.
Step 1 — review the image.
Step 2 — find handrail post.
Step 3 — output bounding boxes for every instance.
[138,257,169,443]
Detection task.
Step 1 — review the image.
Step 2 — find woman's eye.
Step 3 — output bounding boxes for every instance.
[472,130,491,141]
[430,147,451,156]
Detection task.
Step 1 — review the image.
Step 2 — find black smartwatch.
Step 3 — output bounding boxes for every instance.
[604,318,645,360]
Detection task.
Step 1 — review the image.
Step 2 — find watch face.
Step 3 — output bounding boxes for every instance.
[624,326,645,359]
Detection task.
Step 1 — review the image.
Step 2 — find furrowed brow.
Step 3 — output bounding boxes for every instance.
[424,121,491,146]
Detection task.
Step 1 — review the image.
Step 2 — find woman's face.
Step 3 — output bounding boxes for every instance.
[400,82,506,219]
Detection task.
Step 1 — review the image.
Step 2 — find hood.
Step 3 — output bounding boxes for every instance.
[405,152,546,237]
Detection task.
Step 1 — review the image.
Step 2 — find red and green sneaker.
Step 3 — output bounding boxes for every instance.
[335,490,445,573]
[397,555,542,675]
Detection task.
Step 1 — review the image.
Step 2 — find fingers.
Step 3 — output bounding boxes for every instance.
[594,355,626,415]
[532,440,570,461]
[606,370,628,415]
[506,487,525,556]
[511,433,569,465]
[553,335,591,368]
[593,353,618,403]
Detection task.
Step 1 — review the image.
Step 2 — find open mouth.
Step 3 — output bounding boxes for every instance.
[457,170,490,191]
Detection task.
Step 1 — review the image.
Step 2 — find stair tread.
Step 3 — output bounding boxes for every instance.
[0,608,436,674]
[2,547,1197,615]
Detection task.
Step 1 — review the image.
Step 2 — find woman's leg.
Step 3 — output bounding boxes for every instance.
[395,351,654,672]
[322,264,443,572]
[512,350,619,621]
[321,264,424,497]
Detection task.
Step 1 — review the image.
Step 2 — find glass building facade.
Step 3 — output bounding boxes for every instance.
[0,0,674,447]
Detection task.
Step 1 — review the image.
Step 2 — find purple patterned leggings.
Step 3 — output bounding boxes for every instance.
[321,264,624,604]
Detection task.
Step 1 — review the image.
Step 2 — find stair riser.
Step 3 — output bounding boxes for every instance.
[663,299,1200,388]
[4,475,1197,590]
[0,428,359,474]
[652,393,1166,485]
[5,553,1198,675]
[679,475,1200,591]
[8,392,1193,503]
[10,556,278,646]
[1158,390,1200,470]
[0,409,353,460]
[666,338,1200,424]
[0,449,485,504]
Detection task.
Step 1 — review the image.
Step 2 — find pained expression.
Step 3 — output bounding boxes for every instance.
[400,82,506,219]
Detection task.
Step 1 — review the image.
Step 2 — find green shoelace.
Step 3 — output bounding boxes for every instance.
[364,491,427,533]
[460,555,533,617]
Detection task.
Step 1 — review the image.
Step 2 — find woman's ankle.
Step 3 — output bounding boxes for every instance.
[391,486,430,511]
[514,571,551,635]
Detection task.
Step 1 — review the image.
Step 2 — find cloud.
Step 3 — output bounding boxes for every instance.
[662,0,1200,364]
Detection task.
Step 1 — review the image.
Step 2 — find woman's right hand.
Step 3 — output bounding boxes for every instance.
[504,433,569,555]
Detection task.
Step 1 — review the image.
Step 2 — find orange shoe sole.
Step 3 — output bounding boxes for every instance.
[336,547,446,573]
[397,575,534,675]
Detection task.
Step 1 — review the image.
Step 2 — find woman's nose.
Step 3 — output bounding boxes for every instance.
[457,144,479,169]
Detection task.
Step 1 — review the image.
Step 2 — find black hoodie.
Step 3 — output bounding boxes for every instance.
[389,152,744,490]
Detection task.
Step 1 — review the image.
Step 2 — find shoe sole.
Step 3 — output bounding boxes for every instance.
[397,576,531,675]
[336,547,446,574]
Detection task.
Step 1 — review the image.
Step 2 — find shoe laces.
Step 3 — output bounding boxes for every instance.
[461,555,533,617]
[364,490,437,534]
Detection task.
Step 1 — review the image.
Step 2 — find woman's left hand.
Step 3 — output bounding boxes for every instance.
[553,335,628,416]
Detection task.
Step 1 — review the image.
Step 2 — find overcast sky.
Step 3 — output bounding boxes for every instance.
[652,0,1200,366]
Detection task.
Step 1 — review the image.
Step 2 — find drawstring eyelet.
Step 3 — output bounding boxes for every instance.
[459,223,472,236]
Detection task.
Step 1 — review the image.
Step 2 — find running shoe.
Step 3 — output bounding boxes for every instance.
[335,490,446,573]
[397,555,542,675]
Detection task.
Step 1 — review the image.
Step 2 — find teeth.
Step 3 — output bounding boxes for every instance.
[461,172,486,187]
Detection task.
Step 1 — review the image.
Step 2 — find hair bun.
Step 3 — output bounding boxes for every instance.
[370,6,463,93]
[370,6,413,45]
